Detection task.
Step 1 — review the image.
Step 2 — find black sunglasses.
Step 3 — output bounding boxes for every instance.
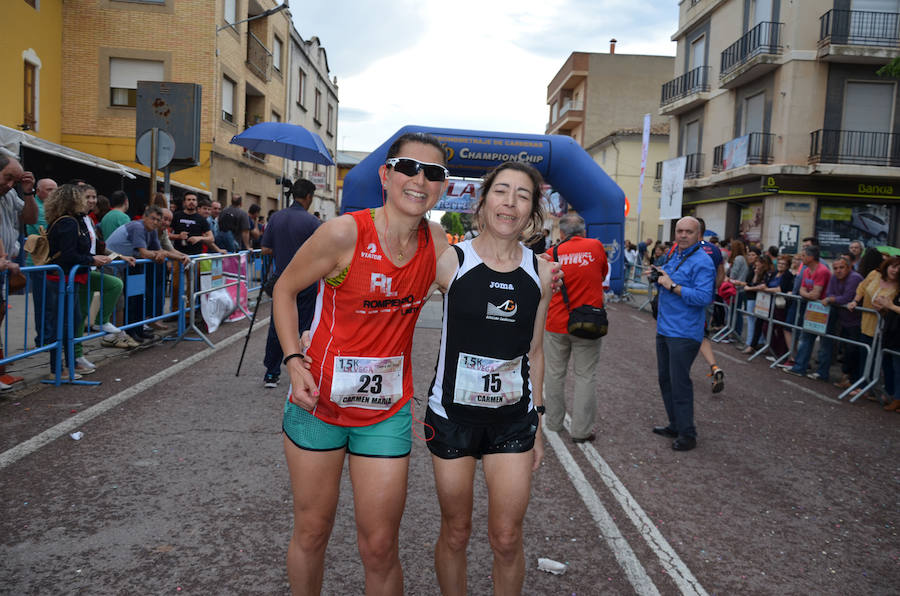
[385,158,449,182]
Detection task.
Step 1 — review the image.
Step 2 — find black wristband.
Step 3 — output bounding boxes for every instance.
[283,353,304,366]
[535,405,546,415]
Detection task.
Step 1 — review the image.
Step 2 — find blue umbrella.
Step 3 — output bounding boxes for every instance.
[230,122,334,165]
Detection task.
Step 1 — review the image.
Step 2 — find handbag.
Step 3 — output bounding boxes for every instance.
[553,244,607,339]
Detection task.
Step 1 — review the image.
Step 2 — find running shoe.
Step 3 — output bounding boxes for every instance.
[806,372,826,381]
[709,366,725,393]
[264,374,279,389]
[0,380,12,392]
[75,357,96,375]
[782,368,805,377]
[100,322,122,334]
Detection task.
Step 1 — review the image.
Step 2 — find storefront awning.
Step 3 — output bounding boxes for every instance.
[0,125,136,179]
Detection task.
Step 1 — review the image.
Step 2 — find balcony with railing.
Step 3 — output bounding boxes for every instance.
[818,9,900,62]
[660,66,711,115]
[548,97,585,134]
[653,153,705,190]
[720,22,783,88]
[246,31,273,82]
[712,132,775,173]
[809,129,900,167]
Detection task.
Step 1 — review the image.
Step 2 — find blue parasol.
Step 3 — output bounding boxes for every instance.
[230,122,334,165]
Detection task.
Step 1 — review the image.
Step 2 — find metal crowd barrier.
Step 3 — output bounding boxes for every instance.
[62,258,190,386]
[0,248,272,388]
[0,265,67,386]
[713,288,884,402]
[182,252,254,348]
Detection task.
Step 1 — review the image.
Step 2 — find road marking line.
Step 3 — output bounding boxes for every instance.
[629,314,647,324]
[779,379,839,404]
[543,428,661,596]
[0,318,271,471]
[564,416,707,596]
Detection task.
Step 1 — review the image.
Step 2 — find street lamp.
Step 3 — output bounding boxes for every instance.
[217,1,290,34]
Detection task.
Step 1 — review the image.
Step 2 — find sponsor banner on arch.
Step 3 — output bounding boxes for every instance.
[433,133,550,177]
[435,181,569,216]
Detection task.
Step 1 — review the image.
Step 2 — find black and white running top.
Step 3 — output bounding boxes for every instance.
[427,239,543,426]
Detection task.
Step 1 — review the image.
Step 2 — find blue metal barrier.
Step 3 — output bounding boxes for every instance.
[0,265,67,386]
[63,258,189,385]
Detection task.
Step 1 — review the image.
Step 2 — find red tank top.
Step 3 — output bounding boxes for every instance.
[300,209,436,426]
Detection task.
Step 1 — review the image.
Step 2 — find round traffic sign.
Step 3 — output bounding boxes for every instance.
[136,129,176,168]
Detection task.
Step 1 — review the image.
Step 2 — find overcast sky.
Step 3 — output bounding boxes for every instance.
[291,0,678,152]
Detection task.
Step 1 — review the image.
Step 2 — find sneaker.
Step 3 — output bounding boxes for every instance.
[0,380,12,392]
[74,357,96,375]
[100,322,121,334]
[765,356,777,362]
[806,372,826,381]
[708,366,725,394]
[47,371,83,380]
[264,374,279,388]
[782,367,805,377]
[776,359,796,369]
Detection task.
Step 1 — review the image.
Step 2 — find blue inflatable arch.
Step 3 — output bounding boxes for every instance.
[341,125,626,293]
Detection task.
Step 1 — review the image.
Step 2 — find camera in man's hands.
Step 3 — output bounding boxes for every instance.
[648,268,662,284]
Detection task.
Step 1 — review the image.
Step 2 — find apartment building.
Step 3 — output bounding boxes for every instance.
[546,48,674,242]
[60,0,292,214]
[286,31,339,218]
[3,0,63,143]
[661,0,900,256]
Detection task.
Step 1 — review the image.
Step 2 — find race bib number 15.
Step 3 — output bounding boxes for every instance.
[331,356,404,410]
[454,352,523,408]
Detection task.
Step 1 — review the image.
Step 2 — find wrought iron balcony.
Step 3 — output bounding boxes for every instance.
[684,152,704,179]
[653,153,704,189]
[809,129,900,167]
[246,31,272,82]
[712,133,774,173]
[820,9,900,48]
[660,66,710,106]
[720,21,783,76]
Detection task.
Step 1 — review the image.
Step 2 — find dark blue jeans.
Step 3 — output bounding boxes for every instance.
[263,289,316,378]
[815,324,862,380]
[656,334,701,439]
[29,270,47,345]
[45,280,81,374]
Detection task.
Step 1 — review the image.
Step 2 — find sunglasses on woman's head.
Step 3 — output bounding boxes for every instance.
[385,158,449,182]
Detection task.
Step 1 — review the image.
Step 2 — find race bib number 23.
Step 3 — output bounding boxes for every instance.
[330,355,404,410]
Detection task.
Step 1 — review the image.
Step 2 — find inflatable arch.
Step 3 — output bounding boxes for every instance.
[341,125,626,293]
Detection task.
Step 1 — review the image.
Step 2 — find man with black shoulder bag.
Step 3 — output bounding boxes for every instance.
[543,213,608,443]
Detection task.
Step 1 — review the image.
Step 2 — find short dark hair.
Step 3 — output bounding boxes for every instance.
[248,204,260,214]
[386,132,447,165]
[474,161,544,238]
[803,245,820,260]
[696,217,706,233]
[183,191,198,200]
[198,196,212,207]
[802,236,818,245]
[292,178,316,200]
[109,190,129,208]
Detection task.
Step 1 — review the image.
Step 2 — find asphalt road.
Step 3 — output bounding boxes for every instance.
[1,298,898,595]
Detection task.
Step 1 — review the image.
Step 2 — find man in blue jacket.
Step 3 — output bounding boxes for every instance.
[650,217,715,451]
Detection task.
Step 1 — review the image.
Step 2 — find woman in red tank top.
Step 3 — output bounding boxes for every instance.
[272,133,451,595]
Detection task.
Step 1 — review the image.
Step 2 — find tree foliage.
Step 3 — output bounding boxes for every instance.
[877,58,900,78]
[440,211,465,236]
